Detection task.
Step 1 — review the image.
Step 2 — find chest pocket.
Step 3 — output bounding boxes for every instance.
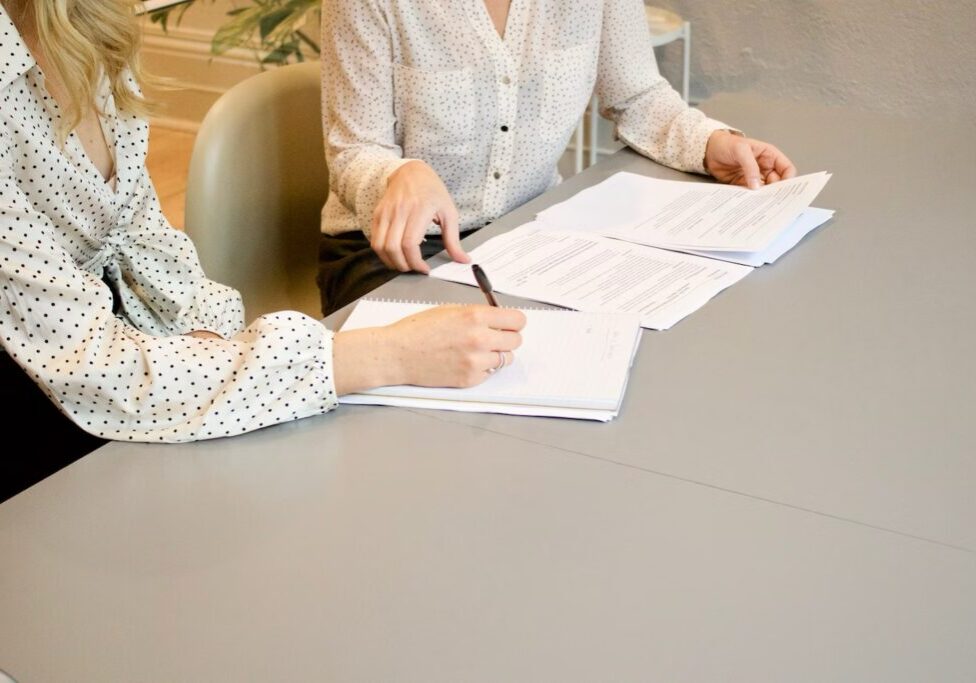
[542,40,599,143]
[393,63,476,156]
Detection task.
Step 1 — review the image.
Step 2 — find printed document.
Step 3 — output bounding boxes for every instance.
[431,223,751,330]
[679,207,835,266]
[536,171,831,253]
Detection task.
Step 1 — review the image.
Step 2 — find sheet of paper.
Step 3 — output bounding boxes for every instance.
[431,223,752,330]
[676,207,836,266]
[536,171,831,253]
[339,300,642,416]
[339,394,619,422]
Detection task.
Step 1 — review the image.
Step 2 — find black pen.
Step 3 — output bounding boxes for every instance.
[471,264,499,307]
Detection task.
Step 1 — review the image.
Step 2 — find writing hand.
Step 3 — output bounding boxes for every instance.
[333,305,526,394]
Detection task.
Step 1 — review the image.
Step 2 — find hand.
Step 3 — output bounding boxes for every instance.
[704,130,797,190]
[371,160,471,274]
[332,305,526,395]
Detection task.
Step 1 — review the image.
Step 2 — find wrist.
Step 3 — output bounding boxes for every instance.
[388,159,428,185]
[332,327,406,395]
[704,129,736,175]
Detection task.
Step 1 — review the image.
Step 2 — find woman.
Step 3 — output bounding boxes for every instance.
[319,0,798,315]
[0,0,525,502]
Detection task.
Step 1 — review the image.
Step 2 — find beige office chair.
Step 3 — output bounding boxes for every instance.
[184,61,327,319]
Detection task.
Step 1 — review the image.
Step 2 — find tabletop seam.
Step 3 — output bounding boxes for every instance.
[406,409,974,555]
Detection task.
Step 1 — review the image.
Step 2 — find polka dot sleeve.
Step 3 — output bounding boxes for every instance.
[116,163,247,340]
[321,0,415,237]
[0,135,339,442]
[596,0,736,174]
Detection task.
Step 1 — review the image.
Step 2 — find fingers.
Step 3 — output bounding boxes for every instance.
[375,202,462,274]
[439,205,471,264]
[379,205,434,273]
[370,208,395,270]
[395,304,527,388]
[484,328,523,352]
[479,350,515,374]
[755,142,797,184]
[469,305,527,332]
[381,210,410,272]
[371,162,464,272]
[402,207,433,274]
[776,151,798,180]
[734,141,764,190]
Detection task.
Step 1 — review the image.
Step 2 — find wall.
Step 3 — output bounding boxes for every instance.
[143,0,976,130]
[652,0,976,120]
[140,0,260,130]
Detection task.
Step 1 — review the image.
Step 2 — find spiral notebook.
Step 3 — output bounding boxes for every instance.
[338,300,643,422]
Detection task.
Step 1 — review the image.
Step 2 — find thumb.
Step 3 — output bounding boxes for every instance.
[733,141,763,190]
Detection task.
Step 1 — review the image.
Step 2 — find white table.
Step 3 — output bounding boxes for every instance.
[1,95,973,682]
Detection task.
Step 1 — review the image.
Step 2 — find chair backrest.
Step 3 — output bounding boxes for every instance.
[184,61,327,319]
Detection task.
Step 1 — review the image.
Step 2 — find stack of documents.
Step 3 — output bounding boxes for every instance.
[432,172,832,329]
[536,171,834,266]
[339,299,642,422]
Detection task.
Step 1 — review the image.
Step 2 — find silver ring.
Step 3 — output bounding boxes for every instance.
[487,350,506,374]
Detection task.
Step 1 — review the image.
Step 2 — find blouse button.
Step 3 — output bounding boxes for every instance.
[493,171,502,180]
[501,75,512,86]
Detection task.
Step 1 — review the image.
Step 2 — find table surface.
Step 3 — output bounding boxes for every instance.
[1,94,974,682]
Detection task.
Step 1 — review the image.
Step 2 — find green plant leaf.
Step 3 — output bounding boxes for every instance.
[211,6,262,54]
[165,0,321,63]
[259,8,292,40]
[148,8,173,32]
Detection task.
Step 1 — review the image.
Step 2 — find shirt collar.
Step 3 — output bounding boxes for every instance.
[0,4,36,91]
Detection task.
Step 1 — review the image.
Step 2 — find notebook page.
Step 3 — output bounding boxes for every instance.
[339,301,641,412]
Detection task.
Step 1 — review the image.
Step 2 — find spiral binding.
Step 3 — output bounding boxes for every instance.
[360,297,565,312]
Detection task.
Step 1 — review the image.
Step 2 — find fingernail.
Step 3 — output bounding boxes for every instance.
[748,179,760,190]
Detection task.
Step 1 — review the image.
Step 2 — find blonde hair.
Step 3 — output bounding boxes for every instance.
[32,0,153,134]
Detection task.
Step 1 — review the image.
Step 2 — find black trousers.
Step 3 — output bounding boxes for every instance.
[0,353,106,503]
[317,231,461,317]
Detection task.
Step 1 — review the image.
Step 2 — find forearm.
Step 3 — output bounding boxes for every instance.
[595,0,733,174]
[332,327,405,396]
[615,97,732,174]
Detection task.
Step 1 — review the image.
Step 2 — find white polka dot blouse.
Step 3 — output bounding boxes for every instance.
[0,7,338,443]
[320,0,733,237]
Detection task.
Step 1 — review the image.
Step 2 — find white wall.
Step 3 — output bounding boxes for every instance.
[652,0,976,120]
[141,0,260,129]
[143,0,976,129]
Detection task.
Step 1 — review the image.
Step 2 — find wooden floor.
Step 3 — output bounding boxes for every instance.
[145,127,196,230]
